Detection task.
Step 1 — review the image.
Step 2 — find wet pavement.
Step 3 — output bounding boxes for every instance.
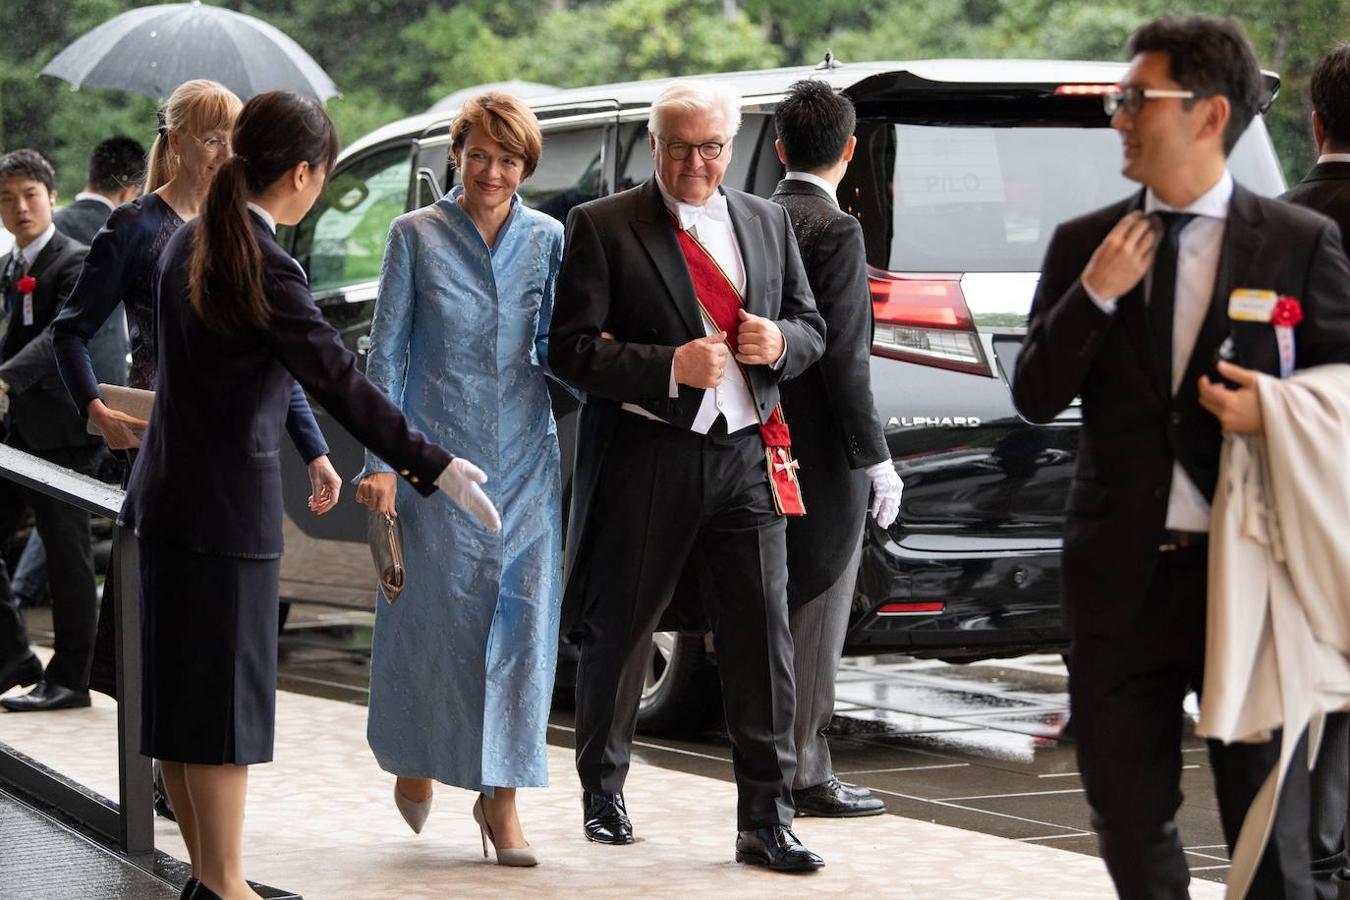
[0,787,177,898]
[17,602,1232,885]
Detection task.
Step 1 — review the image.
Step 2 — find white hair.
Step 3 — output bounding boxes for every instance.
[647,80,743,138]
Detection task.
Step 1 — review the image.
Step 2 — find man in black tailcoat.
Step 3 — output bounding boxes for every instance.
[550,80,827,871]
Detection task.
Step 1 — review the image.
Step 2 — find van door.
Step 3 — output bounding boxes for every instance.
[287,140,417,362]
[279,140,416,553]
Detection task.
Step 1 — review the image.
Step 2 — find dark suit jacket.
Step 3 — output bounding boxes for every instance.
[54,197,114,246]
[550,177,826,603]
[1013,182,1350,636]
[122,214,453,559]
[771,178,889,606]
[1282,161,1350,256]
[0,229,101,453]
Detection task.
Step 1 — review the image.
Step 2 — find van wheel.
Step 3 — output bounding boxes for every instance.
[636,631,721,736]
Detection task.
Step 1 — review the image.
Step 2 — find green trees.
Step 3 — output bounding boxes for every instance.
[1,0,1343,195]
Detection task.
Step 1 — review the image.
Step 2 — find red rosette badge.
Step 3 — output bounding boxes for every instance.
[1272,295,1303,327]
[15,275,36,296]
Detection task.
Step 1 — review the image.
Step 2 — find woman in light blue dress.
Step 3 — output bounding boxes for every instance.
[356,93,563,866]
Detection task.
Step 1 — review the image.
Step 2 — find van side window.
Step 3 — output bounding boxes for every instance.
[617,123,654,192]
[744,115,784,198]
[523,127,606,223]
[414,138,451,208]
[291,144,413,293]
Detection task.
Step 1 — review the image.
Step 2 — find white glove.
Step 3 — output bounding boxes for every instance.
[866,460,904,529]
[435,458,502,532]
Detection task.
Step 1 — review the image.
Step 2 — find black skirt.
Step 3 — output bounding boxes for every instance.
[138,538,281,765]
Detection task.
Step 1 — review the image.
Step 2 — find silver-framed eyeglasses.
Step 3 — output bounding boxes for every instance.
[657,137,726,161]
[193,134,231,152]
[1103,86,1197,116]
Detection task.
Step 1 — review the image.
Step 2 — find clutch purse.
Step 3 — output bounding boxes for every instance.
[367,512,406,604]
[86,384,154,438]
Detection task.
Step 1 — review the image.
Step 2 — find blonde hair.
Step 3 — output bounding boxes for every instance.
[450,92,544,178]
[647,81,743,138]
[144,79,243,192]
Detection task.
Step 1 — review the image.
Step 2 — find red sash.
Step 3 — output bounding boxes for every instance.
[671,220,806,517]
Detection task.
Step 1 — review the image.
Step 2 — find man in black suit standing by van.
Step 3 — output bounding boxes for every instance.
[54,137,145,246]
[50,136,141,389]
[769,79,901,818]
[1280,42,1350,900]
[1014,17,1350,898]
[0,149,102,712]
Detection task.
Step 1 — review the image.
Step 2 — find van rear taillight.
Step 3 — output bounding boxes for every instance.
[869,269,991,376]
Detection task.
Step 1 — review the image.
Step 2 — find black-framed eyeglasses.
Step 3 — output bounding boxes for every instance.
[1103,86,1197,116]
[656,137,726,161]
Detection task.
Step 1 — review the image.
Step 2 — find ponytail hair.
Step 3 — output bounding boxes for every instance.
[144,79,241,192]
[189,91,338,335]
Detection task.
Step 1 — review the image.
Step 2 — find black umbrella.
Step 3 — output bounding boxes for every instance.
[39,1,339,103]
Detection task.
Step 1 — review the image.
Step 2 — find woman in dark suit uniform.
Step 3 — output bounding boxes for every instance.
[122,92,502,900]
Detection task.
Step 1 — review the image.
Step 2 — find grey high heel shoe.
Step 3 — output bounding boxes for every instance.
[394,783,432,834]
[473,794,538,867]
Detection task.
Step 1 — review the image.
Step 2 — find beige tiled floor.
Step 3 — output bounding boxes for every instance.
[0,665,1223,899]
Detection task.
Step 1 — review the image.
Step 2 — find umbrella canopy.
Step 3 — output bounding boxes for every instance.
[40,1,338,103]
[427,81,560,114]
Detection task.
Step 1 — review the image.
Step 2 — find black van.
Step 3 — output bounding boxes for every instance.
[274,58,1286,731]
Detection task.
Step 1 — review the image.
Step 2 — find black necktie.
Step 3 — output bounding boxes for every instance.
[1,253,19,315]
[1147,212,1196,393]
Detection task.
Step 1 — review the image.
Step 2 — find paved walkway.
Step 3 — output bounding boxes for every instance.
[0,675,1225,899]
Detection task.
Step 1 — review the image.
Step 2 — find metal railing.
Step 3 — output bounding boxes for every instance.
[0,443,301,898]
[0,442,152,854]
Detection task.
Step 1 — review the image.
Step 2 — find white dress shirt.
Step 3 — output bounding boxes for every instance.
[74,191,117,212]
[1084,169,1233,532]
[246,201,277,233]
[1318,152,1350,164]
[12,222,56,270]
[622,177,762,433]
[784,171,839,207]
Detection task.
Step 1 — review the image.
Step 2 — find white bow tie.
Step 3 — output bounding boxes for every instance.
[673,192,729,231]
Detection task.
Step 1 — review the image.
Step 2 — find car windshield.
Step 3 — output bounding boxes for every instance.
[842,116,1286,274]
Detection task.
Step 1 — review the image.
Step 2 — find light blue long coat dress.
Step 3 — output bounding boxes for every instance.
[361,187,564,793]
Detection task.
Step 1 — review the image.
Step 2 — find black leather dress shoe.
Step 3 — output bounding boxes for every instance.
[582,790,634,844]
[0,652,42,696]
[177,877,199,900]
[735,825,824,872]
[793,774,886,817]
[0,679,91,712]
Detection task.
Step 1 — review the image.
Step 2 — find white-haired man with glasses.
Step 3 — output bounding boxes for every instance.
[550,80,827,871]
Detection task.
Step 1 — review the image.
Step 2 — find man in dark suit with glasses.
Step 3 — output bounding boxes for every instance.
[1015,17,1350,898]
[551,80,827,871]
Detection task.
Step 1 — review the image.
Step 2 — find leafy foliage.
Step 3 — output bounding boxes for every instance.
[1,0,1343,195]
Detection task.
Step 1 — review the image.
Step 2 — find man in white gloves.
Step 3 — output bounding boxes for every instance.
[769,80,902,818]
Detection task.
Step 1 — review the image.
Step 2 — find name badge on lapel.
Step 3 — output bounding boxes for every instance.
[1228,289,1278,323]
[21,295,32,327]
